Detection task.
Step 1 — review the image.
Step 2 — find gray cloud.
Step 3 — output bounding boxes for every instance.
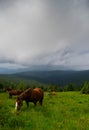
[0,0,89,70]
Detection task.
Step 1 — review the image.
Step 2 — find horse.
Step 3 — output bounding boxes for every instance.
[7,89,23,98]
[15,87,44,111]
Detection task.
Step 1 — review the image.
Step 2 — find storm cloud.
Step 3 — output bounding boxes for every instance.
[0,0,89,70]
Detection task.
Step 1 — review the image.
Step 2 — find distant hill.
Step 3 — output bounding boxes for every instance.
[12,70,89,86]
[0,65,76,74]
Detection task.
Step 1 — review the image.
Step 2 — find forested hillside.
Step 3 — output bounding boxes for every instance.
[13,70,89,85]
[0,70,89,91]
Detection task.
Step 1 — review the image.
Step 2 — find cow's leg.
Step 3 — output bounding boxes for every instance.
[39,98,43,106]
[26,101,29,107]
[34,101,37,106]
[9,93,12,98]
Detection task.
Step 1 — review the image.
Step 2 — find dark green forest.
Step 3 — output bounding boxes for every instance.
[13,70,89,85]
[0,70,89,92]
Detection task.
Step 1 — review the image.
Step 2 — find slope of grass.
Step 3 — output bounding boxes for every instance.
[0,92,89,130]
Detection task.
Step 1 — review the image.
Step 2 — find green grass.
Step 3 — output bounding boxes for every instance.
[0,91,89,130]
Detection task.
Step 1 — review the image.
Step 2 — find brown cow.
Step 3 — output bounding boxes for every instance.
[5,87,12,91]
[15,87,44,111]
[8,89,23,98]
[5,88,23,98]
[49,91,56,96]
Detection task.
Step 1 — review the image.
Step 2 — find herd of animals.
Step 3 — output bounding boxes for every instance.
[5,87,56,111]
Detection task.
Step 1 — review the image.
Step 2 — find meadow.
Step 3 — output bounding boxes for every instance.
[0,91,89,130]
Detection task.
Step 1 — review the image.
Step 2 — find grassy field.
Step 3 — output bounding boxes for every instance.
[0,91,89,130]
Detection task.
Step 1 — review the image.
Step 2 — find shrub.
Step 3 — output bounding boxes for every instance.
[65,84,74,91]
[81,82,89,94]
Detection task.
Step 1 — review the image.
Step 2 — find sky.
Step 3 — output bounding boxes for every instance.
[0,0,89,70]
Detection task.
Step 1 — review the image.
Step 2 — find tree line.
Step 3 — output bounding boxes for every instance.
[0,76,87,93]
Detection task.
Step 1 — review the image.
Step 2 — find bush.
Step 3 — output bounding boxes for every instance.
[81,82,89,94]
[65,84,74,91]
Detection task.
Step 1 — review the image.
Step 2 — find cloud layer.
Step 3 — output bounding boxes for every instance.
[0,0,89,70]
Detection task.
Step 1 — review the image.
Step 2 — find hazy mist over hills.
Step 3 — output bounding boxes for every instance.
[0,65,74,74]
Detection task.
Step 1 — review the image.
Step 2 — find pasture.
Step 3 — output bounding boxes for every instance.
[0,91,89,130]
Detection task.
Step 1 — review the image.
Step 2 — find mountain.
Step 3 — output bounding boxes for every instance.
[0,68,16,74]
[0,66,89,86]
[12,70,89,86]
[0,65,75,74]
[0,65,64,74]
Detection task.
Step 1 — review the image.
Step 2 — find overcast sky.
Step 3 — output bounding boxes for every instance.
[0,0,89,70]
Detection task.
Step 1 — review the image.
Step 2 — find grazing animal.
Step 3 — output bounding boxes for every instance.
[49,91,56,96]
[5,87,12,92]
[15,87,44,111]
[8,89,23,98]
